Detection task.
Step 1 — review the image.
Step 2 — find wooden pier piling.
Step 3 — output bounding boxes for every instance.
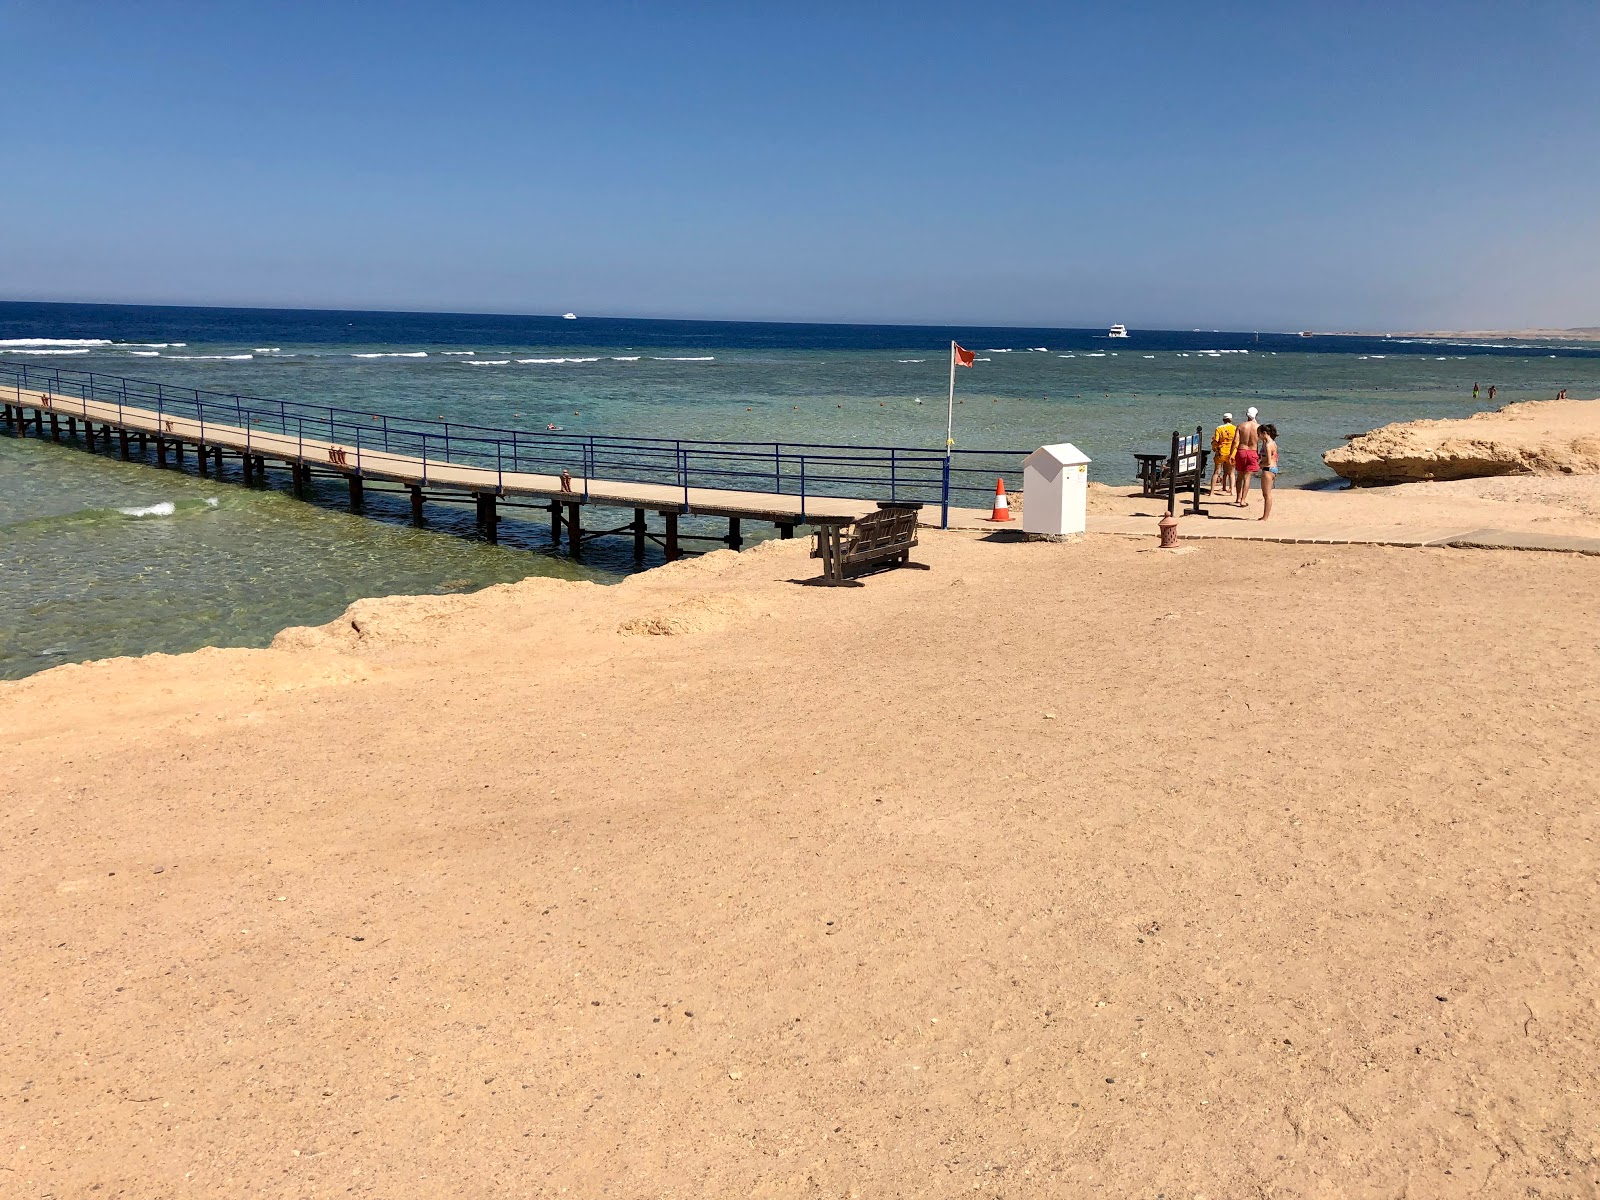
[664,511,681,561]
[348,475,364,509]
[409,484,424,524]
[632,508,647,558]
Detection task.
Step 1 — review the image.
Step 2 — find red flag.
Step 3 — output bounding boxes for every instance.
[953,342,976,368]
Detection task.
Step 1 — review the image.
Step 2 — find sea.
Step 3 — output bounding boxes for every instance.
[4,300,1599,680]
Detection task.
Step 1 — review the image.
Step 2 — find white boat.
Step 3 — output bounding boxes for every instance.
[1108,323,1129,338]
[562,312,577,320]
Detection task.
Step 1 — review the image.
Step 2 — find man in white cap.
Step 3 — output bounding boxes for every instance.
[1208,411,1238,495]
[1233,406,1261,506]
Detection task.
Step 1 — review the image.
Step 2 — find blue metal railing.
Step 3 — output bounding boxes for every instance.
[1,360,1026,527]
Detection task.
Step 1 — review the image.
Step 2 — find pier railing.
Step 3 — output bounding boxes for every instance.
[2,360,1026,526]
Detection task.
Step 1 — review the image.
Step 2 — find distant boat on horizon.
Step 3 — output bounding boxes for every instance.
[1108,323,1129,338]
[562,312,577,320]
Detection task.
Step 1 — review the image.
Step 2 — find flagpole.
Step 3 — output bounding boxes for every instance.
[946,340,957,458]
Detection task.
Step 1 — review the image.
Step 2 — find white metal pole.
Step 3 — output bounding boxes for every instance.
[946,341,957,458]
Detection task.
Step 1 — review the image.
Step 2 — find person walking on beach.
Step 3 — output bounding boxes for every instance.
[1233,406,1261,507]
[1257,424,1279,521]
[1209,412,1237,495]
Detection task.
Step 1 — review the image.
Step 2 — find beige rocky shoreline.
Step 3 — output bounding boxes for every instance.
[1324,396,1600,486]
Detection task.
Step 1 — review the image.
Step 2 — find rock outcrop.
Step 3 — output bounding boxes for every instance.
[1324,398,1600,485]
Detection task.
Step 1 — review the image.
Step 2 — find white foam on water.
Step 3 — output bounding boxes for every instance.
[120,342,184,349]
[128,351,160,357]
[611,356,641,361]
[652,356,715,362]
[118,501,176,517]
[352,352,428,358]
[1143,355,1156,358]
[516,356,601,364]
[8,348,93,355]
[252,347,281,353]
[464,359,511,366]
[896,359,925,363]
[986,348,1012,353]
[0,338,112,347]
[440,350,475,355]
[1084,352,1106,357]
[204,497,219,507]
[166,354,254,360]
[1029,347,1049,352]
[974,357,992,362]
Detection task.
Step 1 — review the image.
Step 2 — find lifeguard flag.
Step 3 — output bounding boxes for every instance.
[953,342,976,367]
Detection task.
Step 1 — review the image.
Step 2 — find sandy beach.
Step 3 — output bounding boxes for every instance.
[5,488,1599,1196]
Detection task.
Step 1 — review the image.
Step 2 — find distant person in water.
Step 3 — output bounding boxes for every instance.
[1257,424,1279,521]
[1209,412,1237,495]
[1557,388,1568,400]
[1473,382,1480,399]
[1233,406,1261,507]
[1488,385,1496,401]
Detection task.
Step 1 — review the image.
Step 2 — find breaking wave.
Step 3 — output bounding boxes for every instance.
[0,338,113,347]
[352,351,428,358]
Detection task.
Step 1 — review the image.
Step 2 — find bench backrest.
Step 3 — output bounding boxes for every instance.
[846,507,918,555]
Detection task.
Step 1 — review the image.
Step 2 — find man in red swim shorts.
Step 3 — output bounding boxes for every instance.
[1233,407,1261,506]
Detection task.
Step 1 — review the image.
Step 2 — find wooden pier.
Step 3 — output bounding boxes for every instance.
[3,386,908,558]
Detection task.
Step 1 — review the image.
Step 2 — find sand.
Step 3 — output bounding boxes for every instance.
[4,525,1599,1197]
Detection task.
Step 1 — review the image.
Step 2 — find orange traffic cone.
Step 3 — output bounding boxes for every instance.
[990,478,1011,521]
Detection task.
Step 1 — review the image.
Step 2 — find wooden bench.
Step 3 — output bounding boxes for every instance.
[812,502,921,585]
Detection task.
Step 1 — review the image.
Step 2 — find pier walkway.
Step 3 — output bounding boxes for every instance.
[4,362,1024,559]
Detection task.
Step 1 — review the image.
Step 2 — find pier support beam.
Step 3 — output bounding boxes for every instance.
[49,413,61,441]
[119,429,131,459]
[474,493,498,543]
[35,409,45,435]
[85,422,95,450]
[212,445,223,473]
[566,503,581,557]
[664,511,681,561]
[198,443,209,476]
[725,516,742,550]
[156,438,168,466]
[2,405,12,433]
[409,484,424,524]
[776,522,795,540]
[348,475,364,509]
[632,508,647,559]
[241,453,253,484]
[68,416,78,439]
[549,499,563,544]
[138,433,148,452]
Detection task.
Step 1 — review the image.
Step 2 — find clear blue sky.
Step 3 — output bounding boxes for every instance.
[3,0,1596,329]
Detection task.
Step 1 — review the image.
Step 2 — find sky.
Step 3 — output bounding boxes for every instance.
[2,0,1597,330]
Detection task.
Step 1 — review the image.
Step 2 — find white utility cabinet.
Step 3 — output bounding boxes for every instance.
[1022,443,1092,537]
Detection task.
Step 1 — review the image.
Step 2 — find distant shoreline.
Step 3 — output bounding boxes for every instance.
[1320,327,1600,343]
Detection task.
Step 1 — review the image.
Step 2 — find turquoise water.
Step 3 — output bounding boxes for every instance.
[4,302,1598,679]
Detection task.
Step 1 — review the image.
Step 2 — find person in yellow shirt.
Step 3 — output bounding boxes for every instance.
[1208,412,1237,496]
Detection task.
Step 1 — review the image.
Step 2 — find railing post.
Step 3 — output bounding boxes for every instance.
[799,455,807,523]
[496,438,503,493]
[678,442,688,510]
[584,438,592,501]
[774,443,781,493]
[941,457,950,530]
[890,449,897,503]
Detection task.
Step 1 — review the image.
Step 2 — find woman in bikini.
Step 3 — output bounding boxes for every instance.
[1258,424,1279,521]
